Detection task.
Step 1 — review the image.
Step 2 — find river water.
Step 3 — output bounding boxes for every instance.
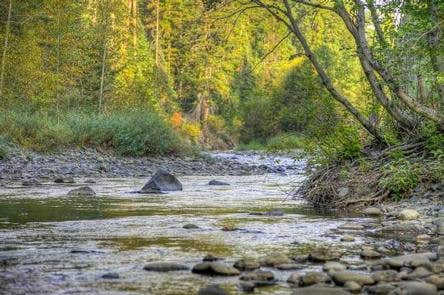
[0,152,370,294]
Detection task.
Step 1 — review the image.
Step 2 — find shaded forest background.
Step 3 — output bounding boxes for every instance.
[0,0,442,161]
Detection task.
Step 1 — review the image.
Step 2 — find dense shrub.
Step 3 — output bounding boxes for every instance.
[0,110,186,156]
[0,136,10,159]
[381,159,420,200]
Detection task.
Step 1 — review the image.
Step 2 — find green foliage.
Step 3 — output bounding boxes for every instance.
[236,140,266,151]
[0,110,185,156]
[0,136,11,160]
[265,133,303,152]
[381,159,420,200]
[303,124,363,165]
[236,133,303,152]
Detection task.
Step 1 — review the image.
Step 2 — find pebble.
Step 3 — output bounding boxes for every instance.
[398,209,420,220]
[323,261,347,273]
[233,258,260,271]
[363,207,382,216]
[331,271,375,286]
[300,271,330,286]
[340,235,355,242]
[360,248,381,260]
[371,270,398,283]
[344,281,361,293]
[260,253,291,266]
[192,262,240,276]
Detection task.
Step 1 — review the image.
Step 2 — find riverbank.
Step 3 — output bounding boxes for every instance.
[0,148,305,184]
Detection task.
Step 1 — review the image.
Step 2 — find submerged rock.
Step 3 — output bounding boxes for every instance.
[266,209,285,216]
[183,223,199,229]
[197,284,229,295]
[54,176,75,183]
[277,263,302,270]
[192,262,240,276]
[102,272,119,279]
[139,169,182,193]
[143,262,188,272]
[208,180,230,186]
[67,186,95,196]
[22,179,41,186]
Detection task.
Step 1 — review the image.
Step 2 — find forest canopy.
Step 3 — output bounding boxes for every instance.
[0,0,442,158]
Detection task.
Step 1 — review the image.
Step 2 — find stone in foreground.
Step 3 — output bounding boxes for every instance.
[139,169,182,193]
[143,262,188,272]
[398,209,420,220]
[67,186,95,196]
[395,281,438,295]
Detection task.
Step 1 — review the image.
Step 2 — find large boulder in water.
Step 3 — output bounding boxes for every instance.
[139,169,182,193]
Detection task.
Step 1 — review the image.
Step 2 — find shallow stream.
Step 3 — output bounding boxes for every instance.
[0,153,372,294]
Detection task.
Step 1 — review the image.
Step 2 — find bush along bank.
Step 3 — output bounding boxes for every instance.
[297,133,444,211]
[0,110,192,157]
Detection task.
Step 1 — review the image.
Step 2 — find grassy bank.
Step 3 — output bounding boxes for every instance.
[0,110,191,157]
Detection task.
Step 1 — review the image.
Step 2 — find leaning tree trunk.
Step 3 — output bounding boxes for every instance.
[279,0,386,142]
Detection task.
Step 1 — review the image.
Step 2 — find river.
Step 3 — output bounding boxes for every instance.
[0,152,382,294]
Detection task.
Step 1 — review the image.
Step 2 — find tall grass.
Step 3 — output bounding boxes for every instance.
[0,110,187,156]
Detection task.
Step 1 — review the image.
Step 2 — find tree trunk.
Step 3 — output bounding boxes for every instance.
[428,0,444,104]
[342,0,443,128]
[0,0,13,101]
[335,3,415,130]
[280,0,386,142]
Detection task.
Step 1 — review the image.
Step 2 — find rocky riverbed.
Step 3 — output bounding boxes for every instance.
[0,150,442,294]
[0,148,304,183]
